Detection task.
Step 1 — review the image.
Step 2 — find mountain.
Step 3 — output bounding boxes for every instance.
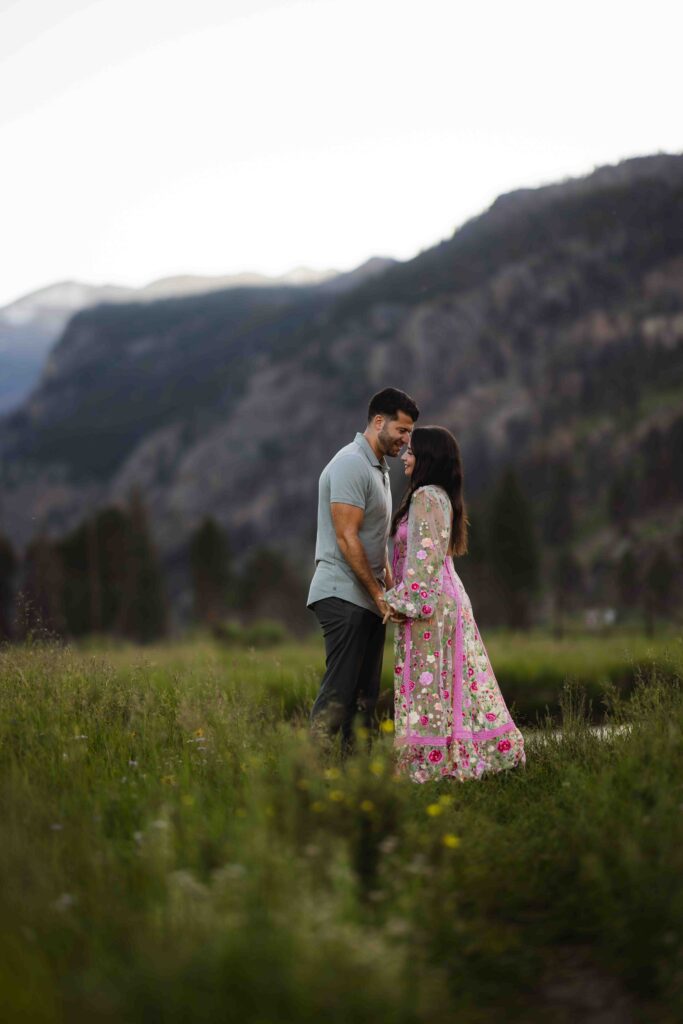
[0,259,395,416]
[1,154,682,622]
[136,266,340,299]
[0,281,137,415]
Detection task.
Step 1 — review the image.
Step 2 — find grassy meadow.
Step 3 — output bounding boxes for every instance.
[1,628,683,1022]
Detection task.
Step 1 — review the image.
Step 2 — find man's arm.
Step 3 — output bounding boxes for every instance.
[384,547,394,591]
[331,503,389,616]
[381,546,408,623]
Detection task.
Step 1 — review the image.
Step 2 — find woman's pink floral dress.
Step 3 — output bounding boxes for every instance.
[384,484,526,783]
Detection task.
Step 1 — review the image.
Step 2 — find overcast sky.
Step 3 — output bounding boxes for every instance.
[1,0,681,307]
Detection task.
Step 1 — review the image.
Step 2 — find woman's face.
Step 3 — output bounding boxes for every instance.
[401,443,415,477]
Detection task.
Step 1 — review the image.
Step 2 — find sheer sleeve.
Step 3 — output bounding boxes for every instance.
[383,486,451,619]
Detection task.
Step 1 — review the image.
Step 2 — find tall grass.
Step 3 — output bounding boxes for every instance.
[75,627,683,725]
[0,636,682,1021]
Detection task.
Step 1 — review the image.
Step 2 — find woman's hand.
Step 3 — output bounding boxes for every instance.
[382,607,408,625]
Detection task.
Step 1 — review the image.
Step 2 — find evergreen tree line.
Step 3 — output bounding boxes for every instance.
[0,492,310,644]
[459,465,682,636]
[0,489,167,643]
[0,470,680,644]
[188,519,310,635]
[607,415,683,525]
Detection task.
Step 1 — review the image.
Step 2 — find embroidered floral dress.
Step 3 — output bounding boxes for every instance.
[384,484,526,783]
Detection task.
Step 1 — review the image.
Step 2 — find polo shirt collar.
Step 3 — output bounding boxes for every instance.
[354,432,390,474]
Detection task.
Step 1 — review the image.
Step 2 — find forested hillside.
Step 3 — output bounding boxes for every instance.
[1,153,682,630]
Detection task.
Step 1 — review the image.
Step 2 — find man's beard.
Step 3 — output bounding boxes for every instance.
[377,425,397,455]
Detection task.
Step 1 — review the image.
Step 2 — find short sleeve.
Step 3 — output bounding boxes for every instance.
[328,456,368,510]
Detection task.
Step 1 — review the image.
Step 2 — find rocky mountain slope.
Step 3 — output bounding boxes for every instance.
[1,154,682,617]
[0,281,135,415]
[0,261,395,416]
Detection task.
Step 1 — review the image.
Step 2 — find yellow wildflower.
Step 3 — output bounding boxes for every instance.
[442,833,461,849]
[360,799,375,813]
[328,789,344,802]
[426,803,442,817]
[324,767,341,780]
[379,720,394,734]
[370,758,384,776]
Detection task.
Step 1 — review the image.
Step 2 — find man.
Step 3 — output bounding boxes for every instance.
[307,387,419,754]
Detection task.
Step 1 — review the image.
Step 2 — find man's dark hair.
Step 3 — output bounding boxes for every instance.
[367,387,419,423]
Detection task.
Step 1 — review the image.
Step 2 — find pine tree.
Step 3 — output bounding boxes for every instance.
[118,488,168,643]
[542,459,574,546]
[550,546,583,639]
[95,507,130,630]
[56,519,94,636]
[542,459,582,636]
[488,469,540,630]
[239,546,309,633]
[607,470,637,534]
[640,428,670,508]
[20,536,66,639]
[451,505,499,625]
[189,517,234,624]
[670,417,683,498]
[86,515,102,633]
[643,548,676,637]
[0,533,17,640]
[54,506,132,635]
[461,507,487,564]
[616,547,639,614]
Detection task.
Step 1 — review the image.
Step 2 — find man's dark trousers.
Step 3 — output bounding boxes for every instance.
[310,597,385,755]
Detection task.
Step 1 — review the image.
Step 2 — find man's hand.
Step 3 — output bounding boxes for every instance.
[381,602,408,626]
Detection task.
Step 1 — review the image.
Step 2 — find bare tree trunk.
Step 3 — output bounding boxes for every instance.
[87,516,102,633]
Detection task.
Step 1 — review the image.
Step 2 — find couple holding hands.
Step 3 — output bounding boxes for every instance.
[307,387,526,784]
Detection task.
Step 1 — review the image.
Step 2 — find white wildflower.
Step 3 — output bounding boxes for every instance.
[52,893,75,912]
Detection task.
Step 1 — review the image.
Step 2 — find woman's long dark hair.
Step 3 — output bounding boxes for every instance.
[391,426,469,556]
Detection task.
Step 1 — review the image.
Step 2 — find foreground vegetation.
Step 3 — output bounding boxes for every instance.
[81,625,683,725]
[1,634,682,1021]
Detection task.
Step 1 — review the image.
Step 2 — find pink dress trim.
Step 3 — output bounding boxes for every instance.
[397,552,516,747]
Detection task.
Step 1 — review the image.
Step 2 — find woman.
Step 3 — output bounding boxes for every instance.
[382,427,526,783]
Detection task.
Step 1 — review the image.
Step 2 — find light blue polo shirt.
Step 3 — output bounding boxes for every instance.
[307,432,392,616]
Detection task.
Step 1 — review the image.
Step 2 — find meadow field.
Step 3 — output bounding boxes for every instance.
[1,628,682,1022]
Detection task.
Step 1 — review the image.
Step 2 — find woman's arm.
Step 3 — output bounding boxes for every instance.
[383,486,451,619]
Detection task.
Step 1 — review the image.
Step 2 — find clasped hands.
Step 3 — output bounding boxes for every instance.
[375,581,408,626]
[381,605,407,625]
